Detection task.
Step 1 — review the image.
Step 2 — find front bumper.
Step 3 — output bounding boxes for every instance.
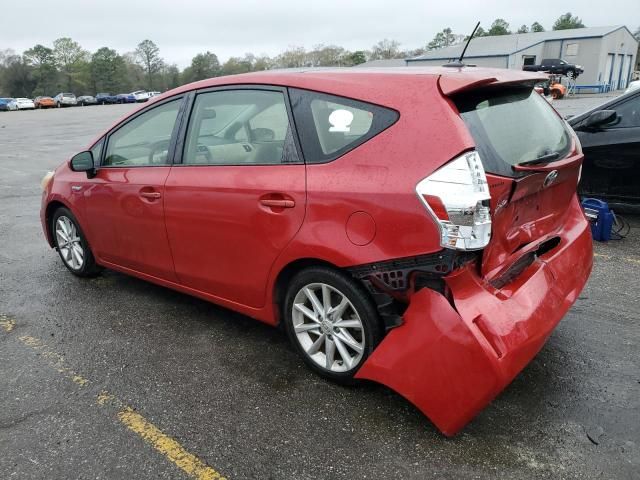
[355,200,593,436]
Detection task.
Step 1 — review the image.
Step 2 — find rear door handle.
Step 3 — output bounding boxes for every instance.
[139,191,161,199]
[259,199,295,208]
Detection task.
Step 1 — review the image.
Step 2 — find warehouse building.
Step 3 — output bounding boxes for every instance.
[407,26,638,90]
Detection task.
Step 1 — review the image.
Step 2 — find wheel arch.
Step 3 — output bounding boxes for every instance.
[272,258,338,326]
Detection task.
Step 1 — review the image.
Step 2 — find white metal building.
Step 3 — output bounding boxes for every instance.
[407,26,638,90]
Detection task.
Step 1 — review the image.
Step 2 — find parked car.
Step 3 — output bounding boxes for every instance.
[0,98,13,111]
[14,98,35,110]
[116,93,136,104]
[5,98,18,110]
[34,96,56,109]
[131,90,151,102]
[625,80,640,94]
[147,91,161,99]
[53,93,77,107]
[523,58,584,78]
[40,67,592,436]
[569,87,640,210]
[77,95,98,106]
[95,93,118,105]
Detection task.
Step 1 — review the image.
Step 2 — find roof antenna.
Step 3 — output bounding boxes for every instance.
[443,21,480,68]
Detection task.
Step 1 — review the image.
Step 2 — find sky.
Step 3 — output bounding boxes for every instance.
[2,0,639,68]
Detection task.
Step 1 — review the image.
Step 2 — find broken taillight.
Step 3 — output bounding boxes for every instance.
[416,150,491,250]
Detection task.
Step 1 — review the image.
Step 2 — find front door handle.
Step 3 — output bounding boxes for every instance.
[259,199,295,208]
[139,191,161,199]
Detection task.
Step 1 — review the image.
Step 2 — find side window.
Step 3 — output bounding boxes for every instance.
[611,96,640,128]
[289,88,399,163]
[182,89,299,165]
[91,137,104,164]
[103,99,181,166]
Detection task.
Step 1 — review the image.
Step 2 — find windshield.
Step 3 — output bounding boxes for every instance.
[455,87,571,177]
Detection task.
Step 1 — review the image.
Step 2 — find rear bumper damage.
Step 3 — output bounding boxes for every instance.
[355,199,593,436]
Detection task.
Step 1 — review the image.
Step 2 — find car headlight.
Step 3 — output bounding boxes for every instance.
[41,171,54,191]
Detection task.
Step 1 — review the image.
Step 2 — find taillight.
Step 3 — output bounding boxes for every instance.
[416,150,491,251]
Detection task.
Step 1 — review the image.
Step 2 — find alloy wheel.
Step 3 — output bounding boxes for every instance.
[292,283,365,373]
[55,216,84,270]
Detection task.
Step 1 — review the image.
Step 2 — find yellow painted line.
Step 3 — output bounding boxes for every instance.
[0,314,15,332]
[1,319,225,480]
[624,256,640,265]
[119,408,225,480]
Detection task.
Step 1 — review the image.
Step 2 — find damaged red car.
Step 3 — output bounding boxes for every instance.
[40,67,593,435]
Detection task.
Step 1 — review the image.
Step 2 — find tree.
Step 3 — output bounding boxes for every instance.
[135,39,163,90]
[90,47,128,93]
[3,55,36,97]
[517,25,529,34]
[308,44,346,66]
[553,13,585,30]
[23,44,57,95]
[275,46,307,68]
[344,50,367,66]
[221,56,253,75]
[183,51,220,83]
[531,22,545,33]
[487,19,511,36]
[427,28,459,50]
[53,37,89,91]
[370,39,402,60]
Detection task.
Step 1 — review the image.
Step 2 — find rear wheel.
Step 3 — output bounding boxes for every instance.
[283,267,382,383]
[52,207,101,277]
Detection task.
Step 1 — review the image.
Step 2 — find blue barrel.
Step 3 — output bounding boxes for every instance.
[581,198,614,242]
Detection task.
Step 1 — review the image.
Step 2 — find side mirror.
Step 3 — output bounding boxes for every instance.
[582,110,617,129]
[70,151,96,178]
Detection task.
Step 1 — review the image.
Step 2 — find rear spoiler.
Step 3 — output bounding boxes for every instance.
[438,69,548,96]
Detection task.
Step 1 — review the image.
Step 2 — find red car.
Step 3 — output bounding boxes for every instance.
[40,68,593,436]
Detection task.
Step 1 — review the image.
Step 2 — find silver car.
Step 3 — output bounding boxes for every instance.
[53,93,77,107]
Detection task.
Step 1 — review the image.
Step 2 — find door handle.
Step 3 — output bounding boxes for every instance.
[139,191,161,199]
[259,199,295,208]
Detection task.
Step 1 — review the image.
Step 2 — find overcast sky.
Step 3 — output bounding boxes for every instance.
[3,0,639,67]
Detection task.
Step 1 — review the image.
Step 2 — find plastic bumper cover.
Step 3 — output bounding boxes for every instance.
[355,204,593,436]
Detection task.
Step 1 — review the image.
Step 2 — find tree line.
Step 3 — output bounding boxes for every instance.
[1,13,635,98]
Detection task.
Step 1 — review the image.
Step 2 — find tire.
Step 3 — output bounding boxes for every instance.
[51,207,101,277]
[283,266,383,384]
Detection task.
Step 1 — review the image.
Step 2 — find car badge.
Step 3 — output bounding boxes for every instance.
[543,170,559,188]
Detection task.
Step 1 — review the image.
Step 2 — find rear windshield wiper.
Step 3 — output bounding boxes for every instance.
[517,151,560,167]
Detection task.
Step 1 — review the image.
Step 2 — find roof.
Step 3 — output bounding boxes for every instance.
[408,26,635,61]
[155,66,547,100]
[353,59,407,68]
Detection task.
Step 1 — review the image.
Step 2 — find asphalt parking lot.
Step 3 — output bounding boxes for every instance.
[1,101,639,479]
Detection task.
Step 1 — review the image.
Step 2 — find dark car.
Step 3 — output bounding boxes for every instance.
[116,93,136,104]
[95,93,118,105]
[569,88,640,210]
[523,58,584,79]
[77,95,98,106]
[0,98,12,111]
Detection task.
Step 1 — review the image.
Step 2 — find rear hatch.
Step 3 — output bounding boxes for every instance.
[450,84,582,282]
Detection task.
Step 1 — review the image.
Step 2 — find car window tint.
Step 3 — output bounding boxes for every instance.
[612,95,640,128]
[289,88,399,163]
[183,90,299,165]
[103,99,181,166]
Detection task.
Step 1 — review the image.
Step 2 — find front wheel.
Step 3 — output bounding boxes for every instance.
[52,207,101,277]
[283,267,383,383]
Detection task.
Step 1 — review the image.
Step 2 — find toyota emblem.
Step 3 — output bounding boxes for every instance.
[543,170,559,188]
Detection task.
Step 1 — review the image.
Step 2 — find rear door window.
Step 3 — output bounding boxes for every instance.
[455,87,571,177]
[289,88,398,163]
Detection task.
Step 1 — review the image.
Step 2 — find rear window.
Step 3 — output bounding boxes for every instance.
[289,88,398,163]
[455,87,571,177]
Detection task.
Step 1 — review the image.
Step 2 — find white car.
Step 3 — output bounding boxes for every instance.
[53,93,77,107]
[625,80,640,94]
[131,90,151,102]
[15,98,35,110]
[148,91,161,99]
